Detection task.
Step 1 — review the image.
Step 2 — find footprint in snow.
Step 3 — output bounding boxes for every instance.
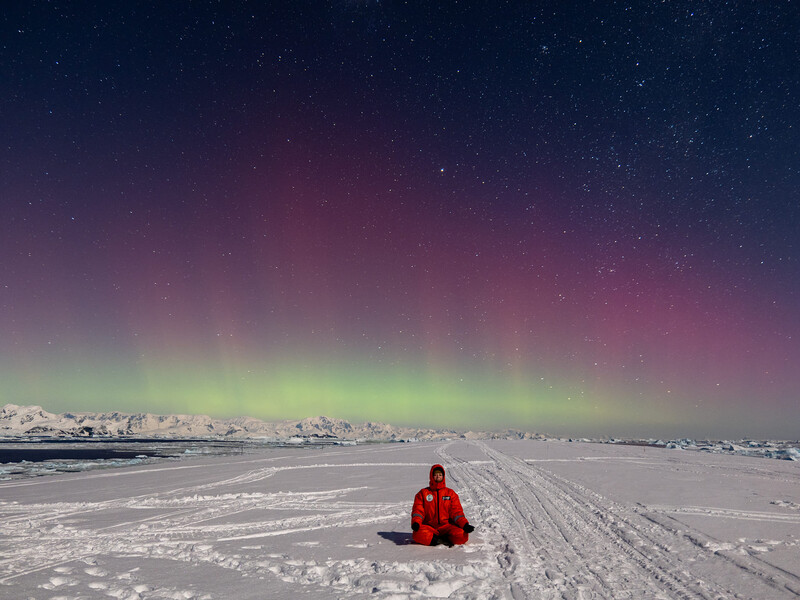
[40,576,78,589]
[87,581,108,590]
[53,566,74,574]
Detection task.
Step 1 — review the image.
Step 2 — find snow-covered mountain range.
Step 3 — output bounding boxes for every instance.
[2,404,798,461]
[0,404,543,441]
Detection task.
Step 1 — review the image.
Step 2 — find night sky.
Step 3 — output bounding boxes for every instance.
[2,2,798,438]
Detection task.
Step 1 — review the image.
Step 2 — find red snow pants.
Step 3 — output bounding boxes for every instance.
[412,523,469,546]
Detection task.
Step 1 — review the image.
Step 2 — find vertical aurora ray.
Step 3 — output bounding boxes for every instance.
[2,162,797,438]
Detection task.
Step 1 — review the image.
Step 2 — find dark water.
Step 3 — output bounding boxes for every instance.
[0,448,172,463]
[0,439,246,465]
[0,439,315,479]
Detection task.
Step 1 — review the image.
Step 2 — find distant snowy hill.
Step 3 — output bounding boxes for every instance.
[1,404,797,460]
[0,404,544,441]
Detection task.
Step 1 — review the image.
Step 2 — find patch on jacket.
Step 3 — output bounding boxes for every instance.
[443,496,451,500]
[425,494,434,502]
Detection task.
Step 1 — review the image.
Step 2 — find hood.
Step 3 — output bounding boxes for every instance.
[429,464,446,490]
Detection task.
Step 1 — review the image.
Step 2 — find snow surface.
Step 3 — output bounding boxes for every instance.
[1,439,799,599]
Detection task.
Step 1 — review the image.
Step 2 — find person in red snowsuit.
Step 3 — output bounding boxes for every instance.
[411,464,475,546]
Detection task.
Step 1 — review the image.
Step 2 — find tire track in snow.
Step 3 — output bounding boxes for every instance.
[440,442,625,599]
[439,441,743,599]
[640,510,800,597]
[533,464,800,598]
[644,504,800,524]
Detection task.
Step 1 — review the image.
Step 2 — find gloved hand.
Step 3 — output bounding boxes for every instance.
[462,523,475,534]
[411,522,420,531]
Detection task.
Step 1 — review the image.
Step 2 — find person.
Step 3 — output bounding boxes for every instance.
[411,464,475,546]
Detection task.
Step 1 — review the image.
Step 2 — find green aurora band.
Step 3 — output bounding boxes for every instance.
[1,354,713,436]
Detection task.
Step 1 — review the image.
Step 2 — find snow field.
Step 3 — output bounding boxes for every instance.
[1,440,799,599]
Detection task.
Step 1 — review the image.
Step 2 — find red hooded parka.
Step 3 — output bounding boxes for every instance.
[411,464,470,545]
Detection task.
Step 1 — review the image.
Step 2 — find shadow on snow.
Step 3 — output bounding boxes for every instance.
[377,531,414,545]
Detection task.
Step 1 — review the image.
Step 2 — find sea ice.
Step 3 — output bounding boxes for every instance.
[0,439,798,599]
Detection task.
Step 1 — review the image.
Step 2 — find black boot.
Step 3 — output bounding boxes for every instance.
[430,535,453,547]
